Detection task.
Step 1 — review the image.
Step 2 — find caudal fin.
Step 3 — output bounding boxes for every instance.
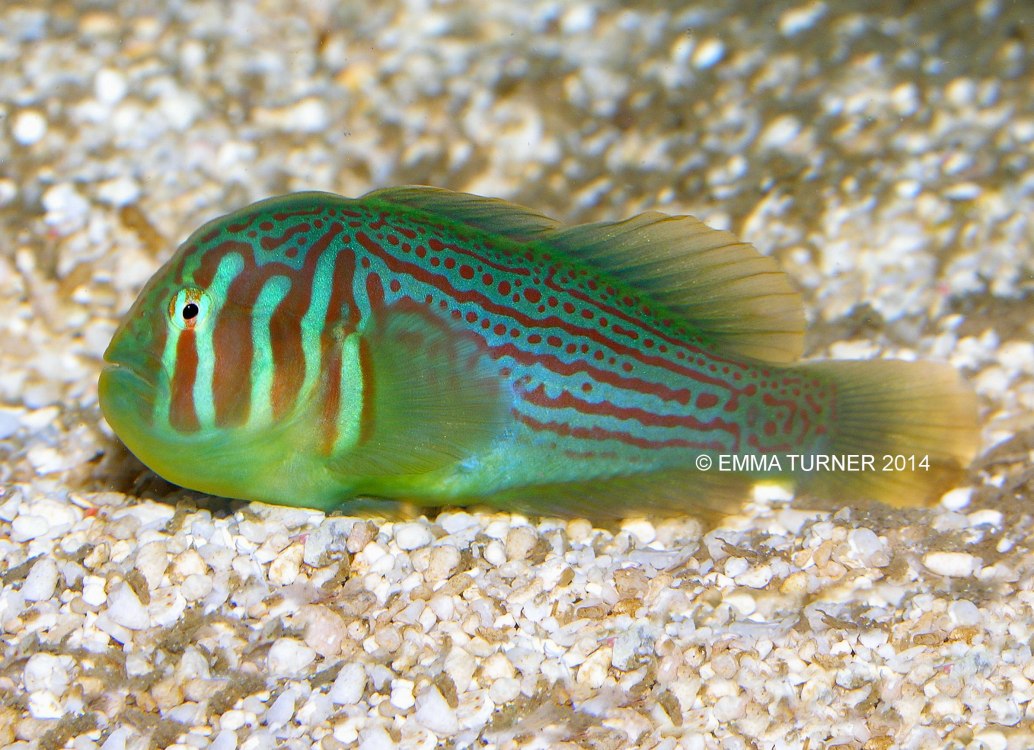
[797,360,979,507]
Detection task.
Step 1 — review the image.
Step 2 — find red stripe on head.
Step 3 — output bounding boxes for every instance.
[323,230,357,332]
[314,232,357,455]
[170,331,200,432]
[269,302,306,420]
[268,223,346,420]
[212,306,253,427]
[357,337,376,445]
[318,346,342,455]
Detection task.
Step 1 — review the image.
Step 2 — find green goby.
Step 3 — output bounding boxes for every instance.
[99,188,978,518]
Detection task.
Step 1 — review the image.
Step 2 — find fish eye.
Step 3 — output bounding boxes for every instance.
[168,288,210,331]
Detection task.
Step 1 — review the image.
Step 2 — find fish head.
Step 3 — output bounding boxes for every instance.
[100,256,189,438]
[98,223,283,499]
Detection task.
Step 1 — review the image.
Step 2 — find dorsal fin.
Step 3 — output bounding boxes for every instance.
[363,186,559,240]
[365,187,804,364]
[544,213,805,364]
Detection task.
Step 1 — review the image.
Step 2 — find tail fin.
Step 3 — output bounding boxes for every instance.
[797,360,979,507]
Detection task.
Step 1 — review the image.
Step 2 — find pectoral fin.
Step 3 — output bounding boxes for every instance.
[329,307,509,478]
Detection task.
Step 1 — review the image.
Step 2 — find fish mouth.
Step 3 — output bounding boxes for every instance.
[100,361,155,395]
[99,361,158,426]
[101,332,167,389]
[99,341,165,427]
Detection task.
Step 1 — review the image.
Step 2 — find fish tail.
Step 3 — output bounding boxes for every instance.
[796,360,979,506]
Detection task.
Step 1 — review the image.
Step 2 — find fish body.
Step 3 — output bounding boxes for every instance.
[99,188,978,517]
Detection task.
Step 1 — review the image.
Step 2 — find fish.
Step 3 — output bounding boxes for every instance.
[99,187,979,519]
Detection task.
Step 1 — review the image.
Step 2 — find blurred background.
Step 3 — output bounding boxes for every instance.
[1,1,1033,747]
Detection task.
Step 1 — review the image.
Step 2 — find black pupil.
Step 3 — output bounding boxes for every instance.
[182,302,200,320]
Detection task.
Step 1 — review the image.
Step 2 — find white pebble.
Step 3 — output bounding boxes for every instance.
[483,540,506,566]
[180,573,213,601]
[989,696,1020,725]
[847,528,883,563]
[28,444,79,474]
[736,565,773,589]
[42,183,91,234]
[94,68,128,104]
[82,575,108,607]
[101,727,129,750]
[974,729,1008,750]
[359,727,396,750]
[692,38,724,69]
[576,647,611,689]
[24,653,69,693]
[858,630,888,650]
[429,594,454,622]
[724,591,757,617]
[968,509,1003,528]
[257,97,329,134]
[268,543,303,585]
[612,628,649,671]
[220,709,248,731]
[11,514,49,542]
[759,115,801,150]
[13,110,47,145]
[426,545,461,581]
[106,582,150,630]
[330,663,367,705]
[395,522,433,551]
[265,689,296,726]
[779,2,826,35]
[97,176,141,207]
[489,677,521,704]
[301,605,346,657]
[999,341,1034,373]
[945,77,976,107]
[620,519,656,545]
[28,690,63,719]
[0,410,19,440]
[505,526,538,560]
[390,679,415,710]
[944,182,981,200]
[172,548,208,579]
[135,541,169,591]
[924,551,977,578]
[22,556,59,601]
[724,556,749,578]
[165,644,201,677]
[445,648,476,693]
[712,694,746,722]
[481,653,515,681]
[941,487,973,511]
[302,519,349,566]
[267,638,316,676]
[560,5,596,34]
[437,512,478,535]
[949,599,981,627]
[895,179,921,199]
[414,686,458,735]
[0,178,15,207]
[298,692,332,726]
[210,730,238,750]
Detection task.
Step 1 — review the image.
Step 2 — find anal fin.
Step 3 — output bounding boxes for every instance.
[481,468,764,525]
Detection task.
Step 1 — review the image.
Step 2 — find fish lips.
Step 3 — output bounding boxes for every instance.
[98,342,166,426]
